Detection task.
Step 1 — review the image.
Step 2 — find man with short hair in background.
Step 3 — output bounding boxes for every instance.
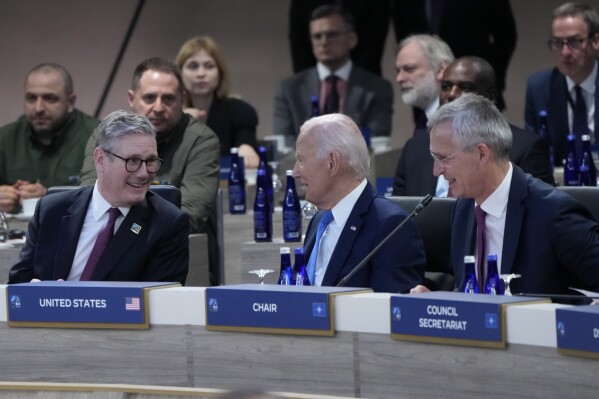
[275,4,393,148]
[0,63,97,213]
[525,2,599,166]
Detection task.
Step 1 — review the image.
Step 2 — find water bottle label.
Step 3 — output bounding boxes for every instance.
[254,212,267,235]
[283,213,300,231]
[229,186,245,204]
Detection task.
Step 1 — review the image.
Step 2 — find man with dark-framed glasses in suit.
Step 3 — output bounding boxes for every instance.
[525,2,599,167]
[9,110,189,284]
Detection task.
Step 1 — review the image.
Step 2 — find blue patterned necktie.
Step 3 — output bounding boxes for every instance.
[306,210,334,285]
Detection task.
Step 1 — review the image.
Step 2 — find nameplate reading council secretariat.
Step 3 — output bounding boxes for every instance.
[206,284,371,336]
[390,292,548,348]
[556,305,599,360]
[7,281,179,329]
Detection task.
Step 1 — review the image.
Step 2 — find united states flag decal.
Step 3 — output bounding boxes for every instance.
[125,297,141,311]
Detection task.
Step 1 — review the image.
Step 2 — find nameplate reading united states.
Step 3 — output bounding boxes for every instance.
[206,284,370,336]
[556,305,599,360]
[7,281,178,329]
[390,292,548,348]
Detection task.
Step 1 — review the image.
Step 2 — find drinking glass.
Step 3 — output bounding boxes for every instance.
[499,274,521,296]
[269,161,283,193]
[0,212,9,243]
[248,269,275,284]
[302,202,317,220]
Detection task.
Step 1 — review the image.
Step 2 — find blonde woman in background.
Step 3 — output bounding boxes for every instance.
[176,36,260,167]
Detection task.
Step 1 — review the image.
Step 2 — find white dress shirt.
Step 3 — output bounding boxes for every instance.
[477,163,513,279]
[67,182,129,281]
[314,179,367,286]
[566,60,597,138]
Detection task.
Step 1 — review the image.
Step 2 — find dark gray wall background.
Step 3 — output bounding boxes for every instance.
[1,0,598,149]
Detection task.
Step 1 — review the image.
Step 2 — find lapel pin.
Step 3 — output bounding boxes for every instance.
[130,223,142,234]
[350,226,357,231]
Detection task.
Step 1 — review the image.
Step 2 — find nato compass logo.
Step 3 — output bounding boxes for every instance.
[9,295,21,309]
[208,298,219,312]
[312,302,327,317]
[485,313,498,329]
[392,306,401,321]
[557,321,566,337]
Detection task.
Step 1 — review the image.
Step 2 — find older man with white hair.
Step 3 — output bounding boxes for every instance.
[294,113,426,293]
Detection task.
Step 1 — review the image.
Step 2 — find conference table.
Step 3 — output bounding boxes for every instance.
[0,283,596,399]
[1,175,598,398]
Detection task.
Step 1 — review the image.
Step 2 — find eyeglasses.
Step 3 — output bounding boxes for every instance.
[310,30,349,41]
[547,36,589,52]
[103,150,162,173]
[430,151,457,167]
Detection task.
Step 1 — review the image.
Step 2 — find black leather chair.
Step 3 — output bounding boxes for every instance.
[389,196,457,291]
[557,186,599,222]
[46,185,182,208]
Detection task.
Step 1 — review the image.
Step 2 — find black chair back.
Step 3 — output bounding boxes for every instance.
[557,186,599,222]
[389,196,456,291]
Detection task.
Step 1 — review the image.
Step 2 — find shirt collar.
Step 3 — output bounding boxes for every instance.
[317,61,352,81]
[91,181,130,221]
[330,179,367,229]
[566,59,597,94]
[425,98,440,119]
[478,163,513,219]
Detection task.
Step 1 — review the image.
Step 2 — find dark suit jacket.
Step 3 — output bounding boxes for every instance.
[451,165,599,296]
[392,0,516,110]
[525,65,599,166]
[392,124,555,196]
[288,0,391,76]
[9,187,189,284]
[303,183,426,293]
[274,66,393,138]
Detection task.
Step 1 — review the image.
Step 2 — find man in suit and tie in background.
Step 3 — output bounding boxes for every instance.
[525,2,599,167]
[394,56,554,196]
[9,110,189,284]
[395,34,454,137]
[411,94,599,296]
[274,4,393,150]
[294,113,426,293]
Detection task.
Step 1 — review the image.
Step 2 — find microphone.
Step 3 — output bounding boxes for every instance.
[336,194,433,287]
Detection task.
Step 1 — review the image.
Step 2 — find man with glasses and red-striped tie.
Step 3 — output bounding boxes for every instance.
[411,94,599,298]
[525,2,599,167]
[274,4,393,149]
[8,110,189,284]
